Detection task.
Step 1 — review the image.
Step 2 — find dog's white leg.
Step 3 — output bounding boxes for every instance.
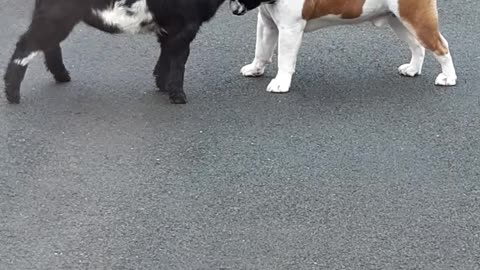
[267,22,305,93]
[241,9,278,77]
[433,35,457,86]
[388,16,425,77]
[388,0,457,86]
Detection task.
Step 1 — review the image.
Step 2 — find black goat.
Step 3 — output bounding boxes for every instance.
[4,0,226,104]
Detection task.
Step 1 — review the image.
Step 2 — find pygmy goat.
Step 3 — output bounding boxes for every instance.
[4,0,226,104]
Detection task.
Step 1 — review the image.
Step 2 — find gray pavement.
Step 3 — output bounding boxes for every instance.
[1,0,479,269]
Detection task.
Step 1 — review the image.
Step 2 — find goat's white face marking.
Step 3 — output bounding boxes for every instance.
[14,52,39,66]
[93,0,157,34]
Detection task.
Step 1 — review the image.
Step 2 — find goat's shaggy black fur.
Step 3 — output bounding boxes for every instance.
[4,0,226,104]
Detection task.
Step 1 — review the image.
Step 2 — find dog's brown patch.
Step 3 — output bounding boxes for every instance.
[398,0,448,55]
[302,0,366,20]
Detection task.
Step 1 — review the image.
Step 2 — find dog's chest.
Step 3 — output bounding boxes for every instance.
[93,0,159,34]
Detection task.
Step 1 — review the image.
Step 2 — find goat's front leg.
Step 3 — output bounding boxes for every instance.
[160,24,199,104]
[267,22,305,93]
[164,44,190,104]
[153,47,171,92]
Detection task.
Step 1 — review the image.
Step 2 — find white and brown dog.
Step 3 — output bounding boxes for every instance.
[230,0,457,93]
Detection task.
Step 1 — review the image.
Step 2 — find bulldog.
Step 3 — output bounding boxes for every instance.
[230,0,457,93]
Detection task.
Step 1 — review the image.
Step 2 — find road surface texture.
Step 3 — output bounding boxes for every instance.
[1,0,479,269]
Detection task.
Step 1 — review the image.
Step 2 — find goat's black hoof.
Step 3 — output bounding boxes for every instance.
[169,93,187,104]
[54,71,71,83]
[5,83,20,104]
[5,91,20,104]
[155,80,167,92]
[157,87,168,93]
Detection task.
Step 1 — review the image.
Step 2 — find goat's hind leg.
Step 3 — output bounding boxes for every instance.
[44,45,71,83]
[4,32,39,104]
[4,8,79,103]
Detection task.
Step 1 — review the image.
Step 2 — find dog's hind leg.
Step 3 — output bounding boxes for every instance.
[241,8,279,77]
[388,16,425,77]
[390,0,457,86]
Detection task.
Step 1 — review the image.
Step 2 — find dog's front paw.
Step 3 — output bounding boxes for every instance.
[241,63,265,77]
[266,77,291,93]
[435,73,457,86]
[398,64,421,77]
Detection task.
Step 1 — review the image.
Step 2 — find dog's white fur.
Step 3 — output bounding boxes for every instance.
[240,0,457,93]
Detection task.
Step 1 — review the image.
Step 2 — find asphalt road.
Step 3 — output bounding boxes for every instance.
[1,1,479,269]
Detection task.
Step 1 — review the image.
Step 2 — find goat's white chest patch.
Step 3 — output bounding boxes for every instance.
[93,0,156,34]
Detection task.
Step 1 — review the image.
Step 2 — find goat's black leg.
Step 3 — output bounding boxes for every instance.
[44,45,71,83]
[4,8,79,103]
[4,44,30,104]
[153,47,171,92]
[164,44,190,104]
[160,24,199,104]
